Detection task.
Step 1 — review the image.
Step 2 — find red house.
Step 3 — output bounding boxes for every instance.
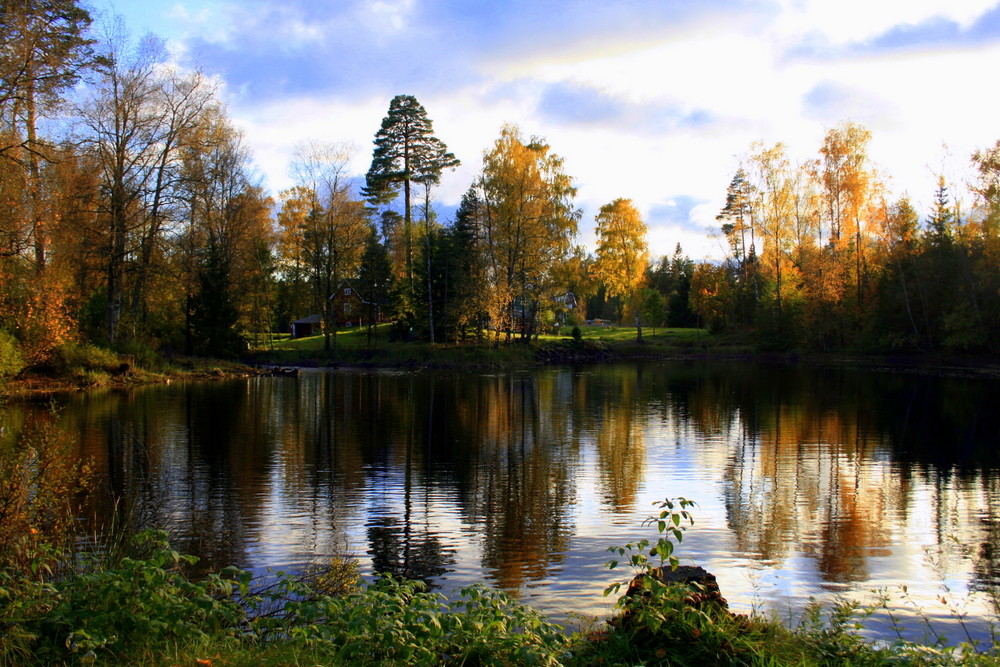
[329,282,384,327]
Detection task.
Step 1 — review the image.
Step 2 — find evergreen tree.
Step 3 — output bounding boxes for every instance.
[444,189,488,342]
[363,95,459,298]
[189,239,245,358]
[717,168,757,327]
[667,245,697,327]
[356,227,394,346]
[927,176,955,246]
[717,168,754,265]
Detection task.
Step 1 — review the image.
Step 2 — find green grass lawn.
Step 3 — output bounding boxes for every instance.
[255,323,390,352]
[245,322,739,369]
[256,324,709,352]
[568,324,710,344]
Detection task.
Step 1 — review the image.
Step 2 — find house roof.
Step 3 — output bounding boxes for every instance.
[292,314,323,325]
[330,280,387,306]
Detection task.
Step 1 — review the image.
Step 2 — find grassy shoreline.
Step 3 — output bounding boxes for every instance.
[253,324,1000,380]
[4,324,999,398]
[3,510,998,665]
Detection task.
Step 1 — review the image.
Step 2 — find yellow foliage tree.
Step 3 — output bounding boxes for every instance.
[592,198,649,342]
[478,124,578,342]
[17,272,75,365]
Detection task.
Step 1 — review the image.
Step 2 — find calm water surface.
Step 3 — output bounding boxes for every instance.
[9,361,1000,641]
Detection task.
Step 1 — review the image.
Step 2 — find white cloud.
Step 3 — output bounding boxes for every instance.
[357,0,417,37]
[771,0,998,45]
[647,223,727,262]
[175,0,1000,262]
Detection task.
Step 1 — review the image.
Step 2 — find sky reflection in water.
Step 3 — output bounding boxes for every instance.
[15,361,1000,644]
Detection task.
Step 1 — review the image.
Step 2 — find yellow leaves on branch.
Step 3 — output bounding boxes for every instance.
[0,415,94,574]
[591,198,649,304]
[17,272,75,364]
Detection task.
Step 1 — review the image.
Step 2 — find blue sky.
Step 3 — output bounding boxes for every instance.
[99,0,1000,259]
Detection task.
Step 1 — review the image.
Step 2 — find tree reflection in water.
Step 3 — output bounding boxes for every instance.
[11,361,1000,637]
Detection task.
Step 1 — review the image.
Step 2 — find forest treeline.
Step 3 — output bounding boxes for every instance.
[1,2,998,379]
[705,128,1000,353]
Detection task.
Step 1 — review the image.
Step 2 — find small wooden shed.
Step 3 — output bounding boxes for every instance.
[290,314,323,338]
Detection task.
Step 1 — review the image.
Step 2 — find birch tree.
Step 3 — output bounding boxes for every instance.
[290,141,368,349]
[591,198,649,342]
[477,124,578,342]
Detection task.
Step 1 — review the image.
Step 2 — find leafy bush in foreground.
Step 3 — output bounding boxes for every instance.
[4,494,1000,664]
[24,531,246,663]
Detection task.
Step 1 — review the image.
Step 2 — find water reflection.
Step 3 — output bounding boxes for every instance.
[8,361,1000,637]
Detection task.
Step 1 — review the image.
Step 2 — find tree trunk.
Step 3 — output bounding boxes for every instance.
[26,80,46,273]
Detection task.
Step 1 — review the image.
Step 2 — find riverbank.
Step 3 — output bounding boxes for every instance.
[4,327,999,398]
[251,325,1000,380]
[0,343,268,399]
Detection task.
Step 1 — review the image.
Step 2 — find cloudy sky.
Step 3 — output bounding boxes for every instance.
[100,0,1000,260]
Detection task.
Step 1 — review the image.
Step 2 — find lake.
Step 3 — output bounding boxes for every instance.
[7,360,1000,643]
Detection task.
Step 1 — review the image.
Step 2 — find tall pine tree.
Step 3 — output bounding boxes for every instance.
[363,95,459,301]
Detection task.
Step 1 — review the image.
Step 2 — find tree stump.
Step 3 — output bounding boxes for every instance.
[625,565,728,610]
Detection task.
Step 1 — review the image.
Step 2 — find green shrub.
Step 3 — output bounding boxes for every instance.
[244,574,569,665]
[114,339,159,370]
[33,530,247,663]
[0,330,25,380]
[50,342,120,373]
[0,568,58,664]
[588,498,902,666]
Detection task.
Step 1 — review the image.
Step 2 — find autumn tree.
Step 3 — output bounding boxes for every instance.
[776,122,881,349]
[363,95,459,299]
[818,122,881,303]
[0,0,97,271]
[789,160,822,265]
[690,262,731,332]
[748,142,801,337]
[274,185,314,327]
[550,245,596,327]
[129,70,215,331]
[179,109,272,357]
[79,28,219,345]
[286,141,369,350]
[477,124,579,343]
[0,1,99,367]
[591,198,649,342]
